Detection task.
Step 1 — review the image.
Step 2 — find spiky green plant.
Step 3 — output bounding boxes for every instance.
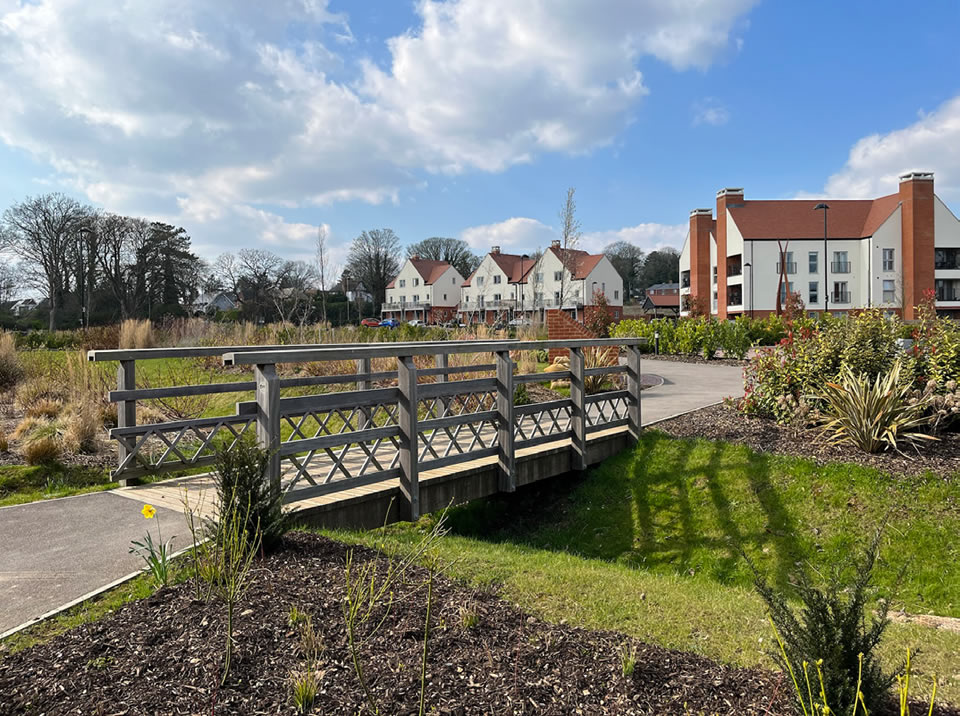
[813,359,936,454]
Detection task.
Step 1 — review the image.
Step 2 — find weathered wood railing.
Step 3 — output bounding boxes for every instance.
[90,338,645,519]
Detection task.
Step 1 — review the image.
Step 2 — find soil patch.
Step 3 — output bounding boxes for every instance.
[643,354,749,367]
[0,532,797,715]
[654,403,960,480]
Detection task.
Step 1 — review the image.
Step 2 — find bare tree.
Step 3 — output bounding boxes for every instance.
[557,187,583,309]
[1,193,90,329]
[405,237,480,279]
[0,260,20,304]
[273,260,317,326]
[346,229,400,311]
[315,225,329,326]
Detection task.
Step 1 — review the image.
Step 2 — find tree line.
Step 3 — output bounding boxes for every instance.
[0,191,677,330]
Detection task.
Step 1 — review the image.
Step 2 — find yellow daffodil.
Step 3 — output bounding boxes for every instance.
[142,504,157,519]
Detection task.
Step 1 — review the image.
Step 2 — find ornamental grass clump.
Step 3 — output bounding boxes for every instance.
[0,332,23,390]
[814,359,936,454]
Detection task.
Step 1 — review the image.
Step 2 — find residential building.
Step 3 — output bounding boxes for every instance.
[193,291,238,316]
[382,256,463,323]
[460,242,623,324]
[679,172,960,319]
[644,282,679,298]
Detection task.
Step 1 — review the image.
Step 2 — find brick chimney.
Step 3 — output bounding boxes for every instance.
[688,209,713,312]
[410,254,420,260]
[715,187,744,319]
[899,171,935,319]
[491,245,501,254]
[551,239,561,249]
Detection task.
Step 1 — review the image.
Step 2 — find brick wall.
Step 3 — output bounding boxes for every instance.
[546,309,598,362]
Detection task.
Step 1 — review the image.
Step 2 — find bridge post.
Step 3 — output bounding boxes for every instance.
[568,347,587,471]
[626,345,642,442]
[116,359,137,486]
[356,357,372,428]
[397,355,420,521]
[255,362,282,497]
[495,350,516,492]
[435,353,450,417]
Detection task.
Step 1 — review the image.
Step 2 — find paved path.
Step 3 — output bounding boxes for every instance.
[0,358,743,636]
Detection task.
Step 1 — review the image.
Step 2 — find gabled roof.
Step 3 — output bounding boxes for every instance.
[547,246,605,279]
[387,258,453,289]
[727,193,900,240]
[647,282,679,291]
[643,293,680,309]
[462,252,536,287]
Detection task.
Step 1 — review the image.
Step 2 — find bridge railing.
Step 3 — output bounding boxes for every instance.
[90,338,645,519]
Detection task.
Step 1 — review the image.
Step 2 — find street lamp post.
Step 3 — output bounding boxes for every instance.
[519,254,529,319]
[814,203,830,316]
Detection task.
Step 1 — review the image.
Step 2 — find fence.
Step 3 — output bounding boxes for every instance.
[89,337,645,520]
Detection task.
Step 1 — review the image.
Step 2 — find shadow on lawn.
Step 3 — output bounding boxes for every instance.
[441,431,807,594]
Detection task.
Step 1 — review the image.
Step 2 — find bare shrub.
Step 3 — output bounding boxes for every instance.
[119,319,155,349]
[25,398,63,420]
[0,431,8,452]
[0,332,24,390]
[22,436,61,465]
[64,351,113,409]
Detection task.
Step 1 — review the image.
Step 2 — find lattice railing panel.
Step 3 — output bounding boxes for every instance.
[281,402,399,446]
[514,403,573,444]
[418,390,497,421]
[585,394,629,427]
[417,415,499,464]
[282,432,402,491]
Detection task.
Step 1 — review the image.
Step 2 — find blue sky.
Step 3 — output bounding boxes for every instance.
[1,0,958,274]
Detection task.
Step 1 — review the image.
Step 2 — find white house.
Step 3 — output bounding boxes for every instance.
[382,257,464,323]
[460,242,623,324]
[680,172,960,320]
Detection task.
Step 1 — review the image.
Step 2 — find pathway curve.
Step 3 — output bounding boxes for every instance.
[0,357,744,636]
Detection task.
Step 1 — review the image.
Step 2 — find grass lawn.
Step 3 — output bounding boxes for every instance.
[0,464,113,507]
[319,431,960,704]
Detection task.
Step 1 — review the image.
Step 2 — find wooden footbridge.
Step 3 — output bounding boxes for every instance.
[88,338,644,528]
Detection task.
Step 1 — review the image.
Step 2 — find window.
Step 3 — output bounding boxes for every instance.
[412,295,419,303]
[554,291,561,304]
[779,282,788,304]
[443,293,447,301]
[809,281,818,304]
[712,266,717,283]
[833,281,849,303]
[809,251,818,274]
[534,292,543,303]
[553,271,562,281]
[882,280,896,304]
[493,275,501,284]
[476,276,484,286]
[535,272,543,282]
[399,279,406,288]
[936,248,960,270]
[832,251,850,273]
[614,290,620,300]
[452,277,457,284]
[882,248,895,272]
[400,295,406,303]
[413,278,420,286]
[778,252,796,274]
[493,293,501,301]
[602,282,606,293]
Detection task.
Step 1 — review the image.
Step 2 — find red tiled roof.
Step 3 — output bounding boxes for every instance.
[548,246,604,279]
[645,293,680,308]
[387,259,452,289]
[727,193,900,240]
[462,252,536,286]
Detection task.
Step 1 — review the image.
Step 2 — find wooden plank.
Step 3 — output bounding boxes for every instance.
[111,412,251,438]
[515,398,573,416]
[282,469,401,503]
[515,431,573,450]
[495,349,515,492]
[418,363,495,377]
[568,347,587,471]
[584,365,628,377]
[397,356,419,521]
[110,380,255,402]
[255,363,282,496]
[585,389,631,405]
[280,371,394,389]
[276,386,400,413]
[357,356,373,429]
[223,338,646,366]
[418,446,498,472]
[587,417,629,434]
[514,370,571,384]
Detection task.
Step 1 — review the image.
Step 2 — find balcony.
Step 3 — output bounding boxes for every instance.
[681,275,691,289]
[831,261,851,273]
[727,264,742,277]
[381,301,431,312]
[775,262,797,274]
[935,249,960,270]
[937,290,960,302]
[831,291,851,304]
[460,299,518,311]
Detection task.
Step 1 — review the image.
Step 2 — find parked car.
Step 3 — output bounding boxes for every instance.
[407,319,424,327]
[508,318,531,327]
[379,318,400,328]
[360,318,381,327]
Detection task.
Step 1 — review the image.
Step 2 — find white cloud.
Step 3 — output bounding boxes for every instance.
[0,0,756,257]
[581,222,686,254]
[692,97,730,126]
[824,94,960,202]
[460,217,556,252]
[460,216,685,256]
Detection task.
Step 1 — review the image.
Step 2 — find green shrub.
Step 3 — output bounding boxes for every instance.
[751,528,899,715]
[213,438,289,553]
[814,359,935,454]
[513,383,530,406]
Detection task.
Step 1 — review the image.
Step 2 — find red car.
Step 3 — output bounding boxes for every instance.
[360,318,382,327]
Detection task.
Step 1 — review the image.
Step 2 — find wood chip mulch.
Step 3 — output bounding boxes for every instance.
[654,403,960,480]
[0,533,796,715]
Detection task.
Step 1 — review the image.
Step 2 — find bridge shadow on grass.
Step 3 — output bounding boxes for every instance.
[440,431,808,595]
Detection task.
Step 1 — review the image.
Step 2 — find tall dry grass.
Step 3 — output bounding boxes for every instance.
[118,319,155,349]
[0,332,24,390]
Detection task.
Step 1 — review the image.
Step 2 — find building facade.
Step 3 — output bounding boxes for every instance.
[459,242,623,324]
[382,257,463,323]
[679,172,960,320]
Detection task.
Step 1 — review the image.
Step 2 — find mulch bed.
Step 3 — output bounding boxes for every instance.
[654,403,960,480]
[0,533,795,715]
[643,354,749,367]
